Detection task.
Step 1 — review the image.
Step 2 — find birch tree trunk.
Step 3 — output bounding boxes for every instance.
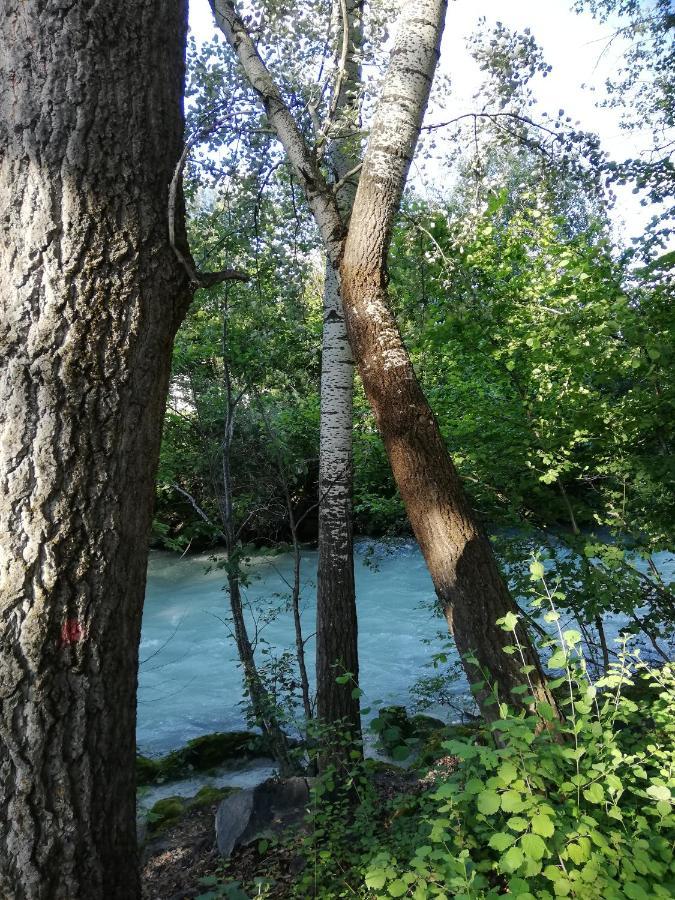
[316,0,363,746]
[0,2,190,896]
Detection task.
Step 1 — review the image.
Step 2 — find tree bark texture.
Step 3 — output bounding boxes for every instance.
[315,0,363,743]
[0,2,190,897]
[339,0,556,714]
[316,264,360,734]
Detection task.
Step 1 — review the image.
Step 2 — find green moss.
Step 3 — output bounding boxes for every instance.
[137,730,261,785]
[409,714,445,738]
[182,732,254,769]
[136,754,161,784]
[146,796,186,833]
[187,785,237,809]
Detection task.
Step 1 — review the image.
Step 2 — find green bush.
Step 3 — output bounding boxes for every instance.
[360,644,675,898]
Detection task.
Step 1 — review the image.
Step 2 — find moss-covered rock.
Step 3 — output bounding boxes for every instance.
[409,714,445,738]
[146,796,186,833]
[137,731,263,785]
[144,786,239,836]
[136,754,162,785]
[372,707,448,756]
[187,785,236,809]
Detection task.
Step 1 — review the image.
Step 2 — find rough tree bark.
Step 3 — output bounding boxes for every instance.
[315,0,363,747]
[0,2,191,897]
[212,0,556,717]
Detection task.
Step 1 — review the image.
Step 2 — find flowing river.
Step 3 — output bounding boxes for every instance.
[137,538,674,757]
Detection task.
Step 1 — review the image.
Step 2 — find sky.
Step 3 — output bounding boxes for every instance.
[189,0,656,243]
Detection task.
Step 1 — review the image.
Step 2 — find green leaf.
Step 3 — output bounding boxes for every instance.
[365,870,387,890]
[388,879,407,897]
[537,702,556,722]
[501,790,525,813]
[531,814,554,838]
[477,790,501,815]
[583,783,604,804]
[562,629,582,646]
[646,784,672,803]
[489,832,516,851]
[501,846,525,873]
[530,560,545,579]
[498,762,518,785]
[391,745,410,762]
[566,842,588,865]
[499,612,519,632]
[521,833,546,861]
[547,651,568,669]
[507,816,529,832]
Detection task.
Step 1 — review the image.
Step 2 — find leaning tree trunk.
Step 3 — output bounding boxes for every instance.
[338,0,556,714]
[0,3,191,897]
[316,0,363,748]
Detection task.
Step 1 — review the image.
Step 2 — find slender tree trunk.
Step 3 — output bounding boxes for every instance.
[226,568,296,774]
[219,314,296,774]
[316,263,360,733]
[0,2,190,897]
[259,402,314,726]
[316,0,363,747]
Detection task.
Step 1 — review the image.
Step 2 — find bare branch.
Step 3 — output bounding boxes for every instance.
[171,483,226,541]
[317,0,350,156]
[168,129,249,287]
[332,162,363,196]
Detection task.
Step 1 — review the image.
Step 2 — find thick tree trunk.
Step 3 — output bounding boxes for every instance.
[0,2,190,897]
[339,0,555,714]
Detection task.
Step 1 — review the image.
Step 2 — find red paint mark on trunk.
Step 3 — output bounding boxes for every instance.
[59,619,85,647]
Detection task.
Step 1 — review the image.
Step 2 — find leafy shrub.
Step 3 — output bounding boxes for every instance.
[362,590,675,898]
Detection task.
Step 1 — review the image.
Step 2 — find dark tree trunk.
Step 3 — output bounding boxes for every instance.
[0,2,190,897]
[337,0,556,717]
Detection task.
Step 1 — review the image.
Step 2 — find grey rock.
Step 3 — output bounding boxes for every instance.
[215,776,313,858]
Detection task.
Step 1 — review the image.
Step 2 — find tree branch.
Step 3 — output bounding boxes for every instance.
[210,0,345,261]
[168,130,249,287]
